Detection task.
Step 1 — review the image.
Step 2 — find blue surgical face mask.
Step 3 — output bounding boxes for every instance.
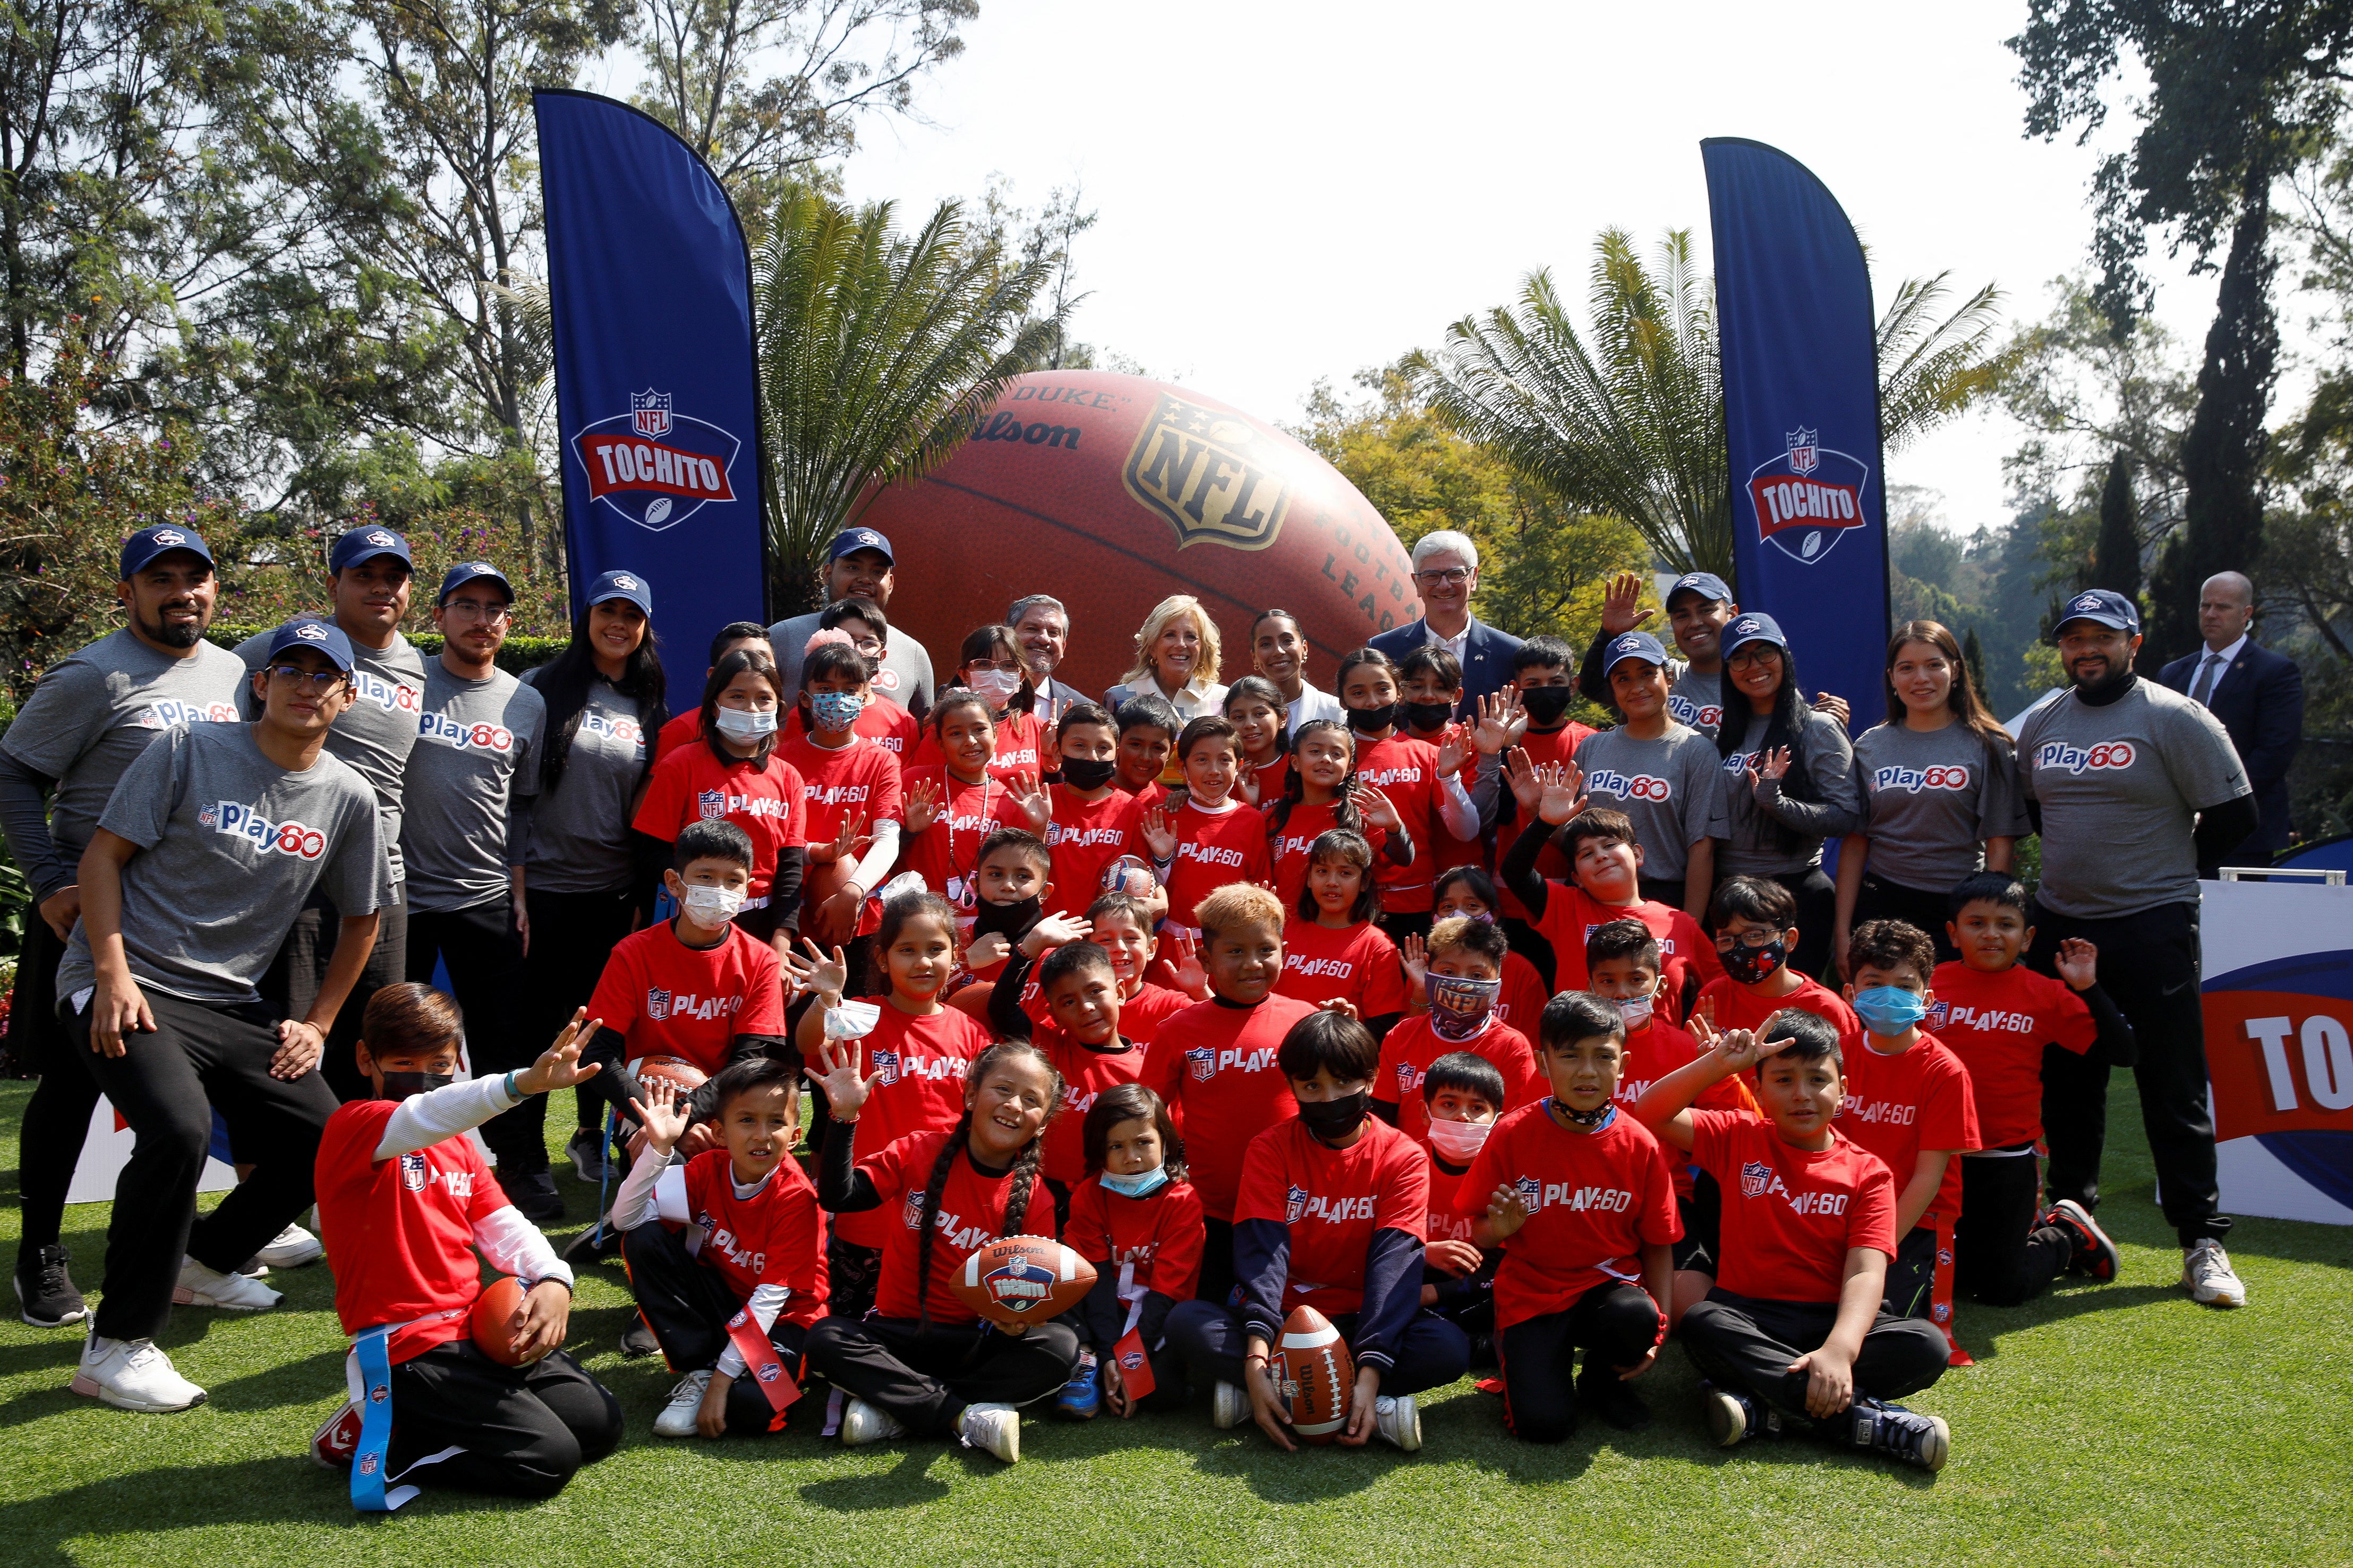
[1853,985,1930,1035]
[808,690,864,731]
[1099,1164,1169,1199]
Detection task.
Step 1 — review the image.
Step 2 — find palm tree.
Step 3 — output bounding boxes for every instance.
[1408,229,2002,577]
[755,185,1062,611]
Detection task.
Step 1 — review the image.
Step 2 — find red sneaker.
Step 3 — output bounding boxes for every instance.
[2046,1199,2120,1283]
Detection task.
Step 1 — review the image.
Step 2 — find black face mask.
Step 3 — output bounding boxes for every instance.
[1058,755,1118,791]
[1296,1090,1370,1143]
[1720,938,1788,985]
[1346,702,1399,734]
[1402,699,1453,733]
[971,892,1042,939]
[380,1070,455,1102]
[1521,686,1576,725]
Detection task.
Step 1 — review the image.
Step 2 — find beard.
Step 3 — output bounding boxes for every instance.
[138,606,204,649]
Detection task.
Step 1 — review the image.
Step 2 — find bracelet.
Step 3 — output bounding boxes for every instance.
[502,1070,522,1101]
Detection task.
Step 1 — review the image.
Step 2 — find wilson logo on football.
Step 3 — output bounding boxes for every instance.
[1744,425,1873,565]
[1587,767,1672,803]
[2034,740,2137,775]
[1872,764,1971,793]
[571,386,742,534]
[199,801,327,860]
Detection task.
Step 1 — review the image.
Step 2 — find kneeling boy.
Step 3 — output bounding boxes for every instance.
[1638,1009,1952,1469]
[311,986,620,1504]
[617,1058,825,1440]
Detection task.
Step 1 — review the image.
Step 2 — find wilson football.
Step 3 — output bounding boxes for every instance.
[1098,853,1157,897]
[854,371,1422,698]
[469,1275,547,1367]
[950,1235,1097,1329]
[630,1054,707,1094]
[1276,1305,1354,1444]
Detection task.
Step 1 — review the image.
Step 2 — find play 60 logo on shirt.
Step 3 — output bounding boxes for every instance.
[199,800,326,859]
[135,699,240,730]
[1511,1175,1635,1213]
[1872,765,1971,792]
[420,712,515,752]
[2034,740,2136,775]
[348,671,421,715]
[1739,1160,1848,1214]
[1587,768,1672,802]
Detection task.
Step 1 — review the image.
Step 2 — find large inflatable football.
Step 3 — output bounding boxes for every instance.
[857,371,1424,698]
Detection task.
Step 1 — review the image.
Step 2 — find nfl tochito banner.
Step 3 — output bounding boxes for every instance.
[1702,138,1891,721]
[535,89,766,716]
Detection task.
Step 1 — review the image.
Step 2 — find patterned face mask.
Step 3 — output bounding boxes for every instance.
[1427,973,1501,1041]
[808,690,865,731]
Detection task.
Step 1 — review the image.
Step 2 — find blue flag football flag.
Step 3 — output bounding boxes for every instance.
[1702,138,1890,724]
[535,89,766,716]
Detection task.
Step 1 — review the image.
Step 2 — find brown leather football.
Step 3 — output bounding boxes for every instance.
[949,1235,1096,1329]
[1276,1304,1354,1444]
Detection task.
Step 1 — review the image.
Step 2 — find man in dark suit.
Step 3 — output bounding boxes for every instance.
[2157,570,2305,865]
[1368,530,1524,715]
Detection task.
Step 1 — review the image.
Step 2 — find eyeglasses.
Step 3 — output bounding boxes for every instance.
[267,665,344,691]
[1726,647,1783,671]
[1414,568,1472,586]
[1713,929,1783,951]
[441,599,510,623]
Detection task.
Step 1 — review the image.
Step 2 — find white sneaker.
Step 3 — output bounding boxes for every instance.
[1212,1379,1248,1430]
[252,1224,324,1271]
[957,1401,1020,1463]
[173,1256,282,1312]
[653,1369,713,1438]
[840,1396,906,1446]
[2183,1238,2246,1308]
[70,1333,207,1412]
[1372,1393,1421,1452]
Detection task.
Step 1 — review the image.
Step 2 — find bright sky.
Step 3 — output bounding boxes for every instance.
[806,0,2243,541]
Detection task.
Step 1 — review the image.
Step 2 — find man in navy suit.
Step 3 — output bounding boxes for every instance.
[1368,530,1524,715]
[2156,571,2305,866]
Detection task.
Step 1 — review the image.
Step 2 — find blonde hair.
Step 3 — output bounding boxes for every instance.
[1197,882,1283,941]
[1121,594,1223,694]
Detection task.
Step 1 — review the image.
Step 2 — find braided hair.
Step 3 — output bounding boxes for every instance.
[910,1038,1063,1331]
[1267,717,1362,843]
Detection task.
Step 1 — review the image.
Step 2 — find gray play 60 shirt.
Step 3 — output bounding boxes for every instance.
[1850,721,2030,892]
[234,627,424,882]
[2016,681,2250,919]
[400,663,545,913]
[1573,723,1725,880]
[55,724,388,1006]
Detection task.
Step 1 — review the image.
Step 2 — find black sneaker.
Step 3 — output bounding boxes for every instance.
[621,1318,661,1358]
[2045,1199,2120,1282]
[506,1170,565,1224]
[1847,1397,1949,1471]
[1577,1360,1652,1432]
[1698,1380,1780,1447]
[14,1244,88,1328]
[562,1221,625,1267]
[566,1128,610,1184]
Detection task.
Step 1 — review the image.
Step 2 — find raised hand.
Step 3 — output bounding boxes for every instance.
[821,809,871,866]
[802,1038,882,1121]
[1349,782,1403,834]
[1434,722,1470,776]
[780,938,851,1004]
[1022,912,1093,955]
[1535,760,1589,825]
[2055,937,2099,990]
[629,1075,693,1155]
[1138,806,1176,862]
[1007,770,1052,833]
[1744,744,1792,794]
[1472,689,1528,756]
[1503,747,1543,813]
[1318,997,1362,1020]
[517,1007,605,1095]
[1163,928,1208,998]
[1600,570,1653,636]
[1399,931,1430,994]
[903,776,943,836]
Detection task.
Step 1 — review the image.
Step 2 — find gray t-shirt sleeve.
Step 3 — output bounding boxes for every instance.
[2160,698,2253,809]
[318,793,389,918]
[0,748,66,901]
[1980,733,2030,838]
[1,659,111,777]
[1755,713,1862,837]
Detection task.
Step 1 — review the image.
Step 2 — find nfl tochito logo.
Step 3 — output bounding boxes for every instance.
[632,388,672,439]
[1785,427,1819,475]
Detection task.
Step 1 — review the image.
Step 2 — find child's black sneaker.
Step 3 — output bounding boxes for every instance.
[14,1244,88,1328]
[1847,1397,1949,1471]
[2045,1199,2119,1282]
[621,1318,661,1358]
[1576,1361,1651,1432]
[566,1128,611,1183]
[1698,1380,1779,1447]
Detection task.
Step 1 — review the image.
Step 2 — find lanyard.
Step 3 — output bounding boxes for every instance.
[944,774,999,909]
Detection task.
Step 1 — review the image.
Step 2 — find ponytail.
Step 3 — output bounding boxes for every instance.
[908,1038,1063,1333]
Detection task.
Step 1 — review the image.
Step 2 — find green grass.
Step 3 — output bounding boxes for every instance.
[2,1079,2349,1566]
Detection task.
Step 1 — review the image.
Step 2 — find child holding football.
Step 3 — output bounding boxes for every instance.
[309,988,620,1502]
[617,1058,825,1440]
[989,940,1147,1228]
[1067,1084,1205,1419]
[1636,1009,1953,1469]
[803,1038,1080,1465]
[1276,828,1409,1034]
[1459,992,1681,1441]
[1164,1009,1469,1451]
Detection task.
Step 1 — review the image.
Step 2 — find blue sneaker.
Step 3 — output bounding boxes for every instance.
[1847,1396,1949,1471]
[1057,1350,1100,1418]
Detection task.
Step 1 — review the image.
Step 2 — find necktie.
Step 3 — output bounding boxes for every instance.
[2190,653,2222,706]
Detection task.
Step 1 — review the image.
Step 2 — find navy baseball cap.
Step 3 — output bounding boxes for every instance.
[263,616,355,673]
[2053,588,2141,636]
[586,569,653,616]
[1667,570,1733,607]
[328,524,413,575]
[118,524,215,580]
[1602,630,1671,674]
[437,560,513,605]
[1720,612,1789,658]
[828,527,893,564]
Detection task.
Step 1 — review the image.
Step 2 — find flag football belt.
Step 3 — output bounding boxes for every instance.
[726,1307,802,1430]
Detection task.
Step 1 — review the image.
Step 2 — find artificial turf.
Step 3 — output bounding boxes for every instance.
[0,1077,2348,1567]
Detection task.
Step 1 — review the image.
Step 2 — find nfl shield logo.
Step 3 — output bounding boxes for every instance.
[1740,1160,1772,1199]
[400,1152,428,1192]
[1785,427,1819,475]
[903,1193,925,1229]
[696,788,728,821]
[1395,1063,1417,1093]
[1285,1184,1310,1224]
[1185,1047,1216,1083]
[1514,1176,1543,1211]
[1928,1000,1951,1029]
[647,988,671,1021]
[631,388,673,438]
[198,806,218,828]
[872,1049,900,1086]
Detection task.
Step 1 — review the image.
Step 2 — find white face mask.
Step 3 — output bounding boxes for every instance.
[679,882,745,923]
[713,706,778,741]
[1426,1116,1493,1164]
[968,667,1024,705]
[1615,993,1654,1030]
